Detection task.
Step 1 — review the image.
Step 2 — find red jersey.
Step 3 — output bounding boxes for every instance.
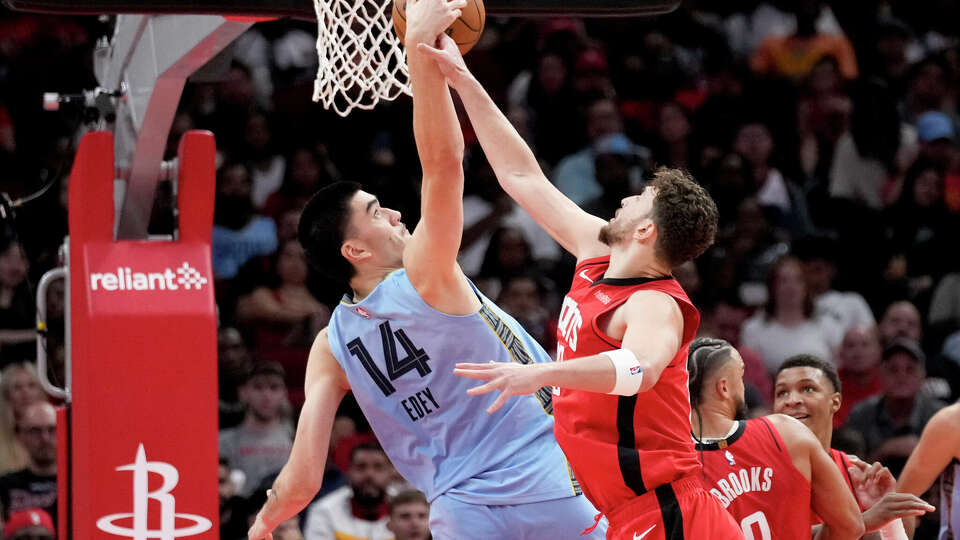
[553,256,702,514]
[812,449,865,525]
[698,418,812,540]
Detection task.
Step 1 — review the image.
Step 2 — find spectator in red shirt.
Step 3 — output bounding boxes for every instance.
[835,325,883,427]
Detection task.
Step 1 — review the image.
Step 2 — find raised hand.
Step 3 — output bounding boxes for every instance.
[405,0,467,46]
[847,457,934,532]
[416,34,471,88]
[454,362,548,414]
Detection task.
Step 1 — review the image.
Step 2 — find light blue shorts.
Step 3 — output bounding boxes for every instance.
[429,494,608,539]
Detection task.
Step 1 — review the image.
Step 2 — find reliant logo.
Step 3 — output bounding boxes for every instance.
[90,262,209,292]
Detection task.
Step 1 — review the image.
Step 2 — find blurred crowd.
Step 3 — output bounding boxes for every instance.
[1,0,960,537]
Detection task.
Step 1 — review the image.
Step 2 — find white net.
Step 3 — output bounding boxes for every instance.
[313,0,412,116]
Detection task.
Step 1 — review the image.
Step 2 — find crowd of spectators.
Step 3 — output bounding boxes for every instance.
[1,0,960,537]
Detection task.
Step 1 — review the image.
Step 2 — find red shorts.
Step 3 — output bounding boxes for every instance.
[604,476,744,540]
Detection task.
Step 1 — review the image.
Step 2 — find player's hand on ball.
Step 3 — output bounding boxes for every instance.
[417,34,470,87]
[405,0,467,46]
[454,362,547,414]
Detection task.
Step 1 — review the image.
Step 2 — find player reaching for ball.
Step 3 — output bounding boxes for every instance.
[246,0,604,538]
[420,32,744,539]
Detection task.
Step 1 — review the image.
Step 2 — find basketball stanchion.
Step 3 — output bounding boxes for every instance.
[65,130,218,540]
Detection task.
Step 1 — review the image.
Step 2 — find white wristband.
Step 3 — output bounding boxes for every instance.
[603,348,643,396]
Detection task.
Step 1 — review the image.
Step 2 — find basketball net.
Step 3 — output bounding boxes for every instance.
[313,0,412,116]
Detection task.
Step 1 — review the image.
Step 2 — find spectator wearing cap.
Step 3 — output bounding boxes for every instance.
[845,339,947,474]
[552,98,647,205]
[795,234,875,339]
[218,361,293,498]
[0,403,57,525]
[913,110,960,213]
[3,508,54,540]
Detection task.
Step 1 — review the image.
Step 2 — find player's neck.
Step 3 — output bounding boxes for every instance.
[605,247,671,280]
[349,266,401,302]
[692,403,738,440]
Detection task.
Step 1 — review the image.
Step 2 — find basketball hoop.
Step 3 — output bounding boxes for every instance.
[312,0,411,116]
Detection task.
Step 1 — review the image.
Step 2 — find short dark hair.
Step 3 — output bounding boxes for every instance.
[388,489,429,514]
[350,440,386,463]
[687,337,737,407]
[650,167,718,267]
[775,354,841,393]
[298,182,362,286]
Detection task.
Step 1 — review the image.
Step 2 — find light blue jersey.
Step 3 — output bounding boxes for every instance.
[326,270,580,506]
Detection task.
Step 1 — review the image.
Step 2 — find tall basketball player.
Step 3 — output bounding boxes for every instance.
[773,355,933,539]
[246,0,603,538]
[420,35,742,540]
[687,338,863,540]
[898,401,960,539]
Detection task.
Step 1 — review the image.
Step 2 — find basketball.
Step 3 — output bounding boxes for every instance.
[393,0,486,55]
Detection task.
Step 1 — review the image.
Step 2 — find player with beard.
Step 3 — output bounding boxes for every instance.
[428,35,742,539]
[773,355,934,539]
[687,338,863,540]
[304,441,394,539]
[247,0,603,537]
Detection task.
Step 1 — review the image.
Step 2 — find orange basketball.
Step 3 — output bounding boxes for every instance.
[393,0,486,55]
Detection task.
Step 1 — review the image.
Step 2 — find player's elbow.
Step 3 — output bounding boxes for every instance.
[421,150,464,175]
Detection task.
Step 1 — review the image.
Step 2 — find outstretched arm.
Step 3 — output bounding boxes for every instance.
[401,0,479,314]
[248,329,350,540]
[454,290,682,412]
[418,36,608,261]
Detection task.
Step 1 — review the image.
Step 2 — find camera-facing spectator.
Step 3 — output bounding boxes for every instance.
[878,300,923,347]
[0,235,36,367]
[496,274,556,353]
[834,325,883,427]
[845,339,946,474]
[386,490,430,540]
[218,327,253,430]
[236,240,330,409]
[794,235,875,337]
[212,162,278,281]
[742,255,840,373]
[0,364,47,477]
[304,440,394,540]
[219,361,293,498]
[0,402,57,524]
